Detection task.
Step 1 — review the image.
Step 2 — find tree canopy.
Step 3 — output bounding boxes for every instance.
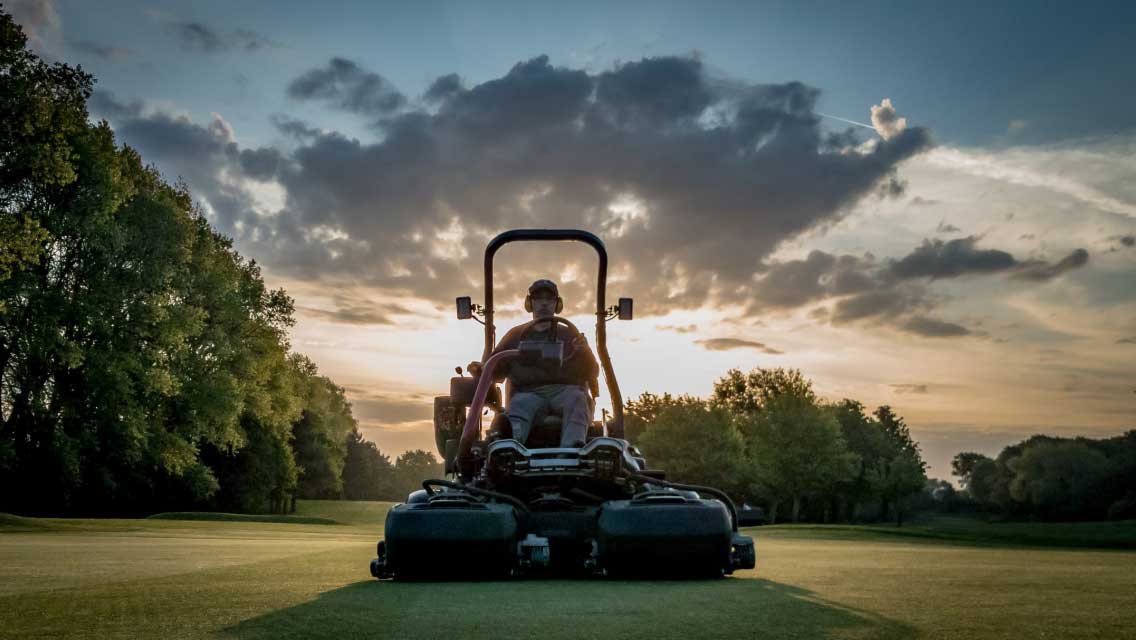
[0,9,371,515]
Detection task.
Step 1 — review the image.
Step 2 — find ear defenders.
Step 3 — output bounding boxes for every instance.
[524,294,563,313]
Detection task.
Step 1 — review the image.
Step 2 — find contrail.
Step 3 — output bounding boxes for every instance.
[816,112,876,131]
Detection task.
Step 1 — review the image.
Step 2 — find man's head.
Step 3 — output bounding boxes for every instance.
[525,279,562,319]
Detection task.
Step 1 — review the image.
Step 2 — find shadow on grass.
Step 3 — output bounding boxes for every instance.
[226,576,914,639]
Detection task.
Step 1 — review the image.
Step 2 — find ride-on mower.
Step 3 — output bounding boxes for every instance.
[370,229,755,579]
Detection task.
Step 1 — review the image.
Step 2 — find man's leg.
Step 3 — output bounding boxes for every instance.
[505,391,548,445]
[547,385,593,447]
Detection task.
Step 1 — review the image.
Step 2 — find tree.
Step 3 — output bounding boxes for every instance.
[1010,441,1110,519]
[341,428,396,501]
[743,395,856,523]
[636,399,748,495]
[711,367,816,415]
[394,449,443,500]
[0,9,88,289]
[624,391,704,444]
[291,356,356,499]
[868,448,927,526]
[0,11,351,515]
[871,406,928,524]
[828,399,891,521]
[951,452,990,489]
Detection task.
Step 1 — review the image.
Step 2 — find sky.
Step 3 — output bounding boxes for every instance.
[10,0,1136,480]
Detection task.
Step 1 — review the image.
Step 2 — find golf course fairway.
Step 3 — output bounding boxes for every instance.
[2,501,1133,639]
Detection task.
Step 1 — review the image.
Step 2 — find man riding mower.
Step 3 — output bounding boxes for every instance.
[370,229,755,579]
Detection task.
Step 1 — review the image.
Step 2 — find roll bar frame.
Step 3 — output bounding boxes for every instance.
[480,229,624,437]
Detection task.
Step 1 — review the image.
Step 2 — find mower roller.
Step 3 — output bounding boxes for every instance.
[370,229,755,579]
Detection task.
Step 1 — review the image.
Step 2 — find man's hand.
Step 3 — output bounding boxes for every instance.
[565,334,587,359]
[467,361,483,377]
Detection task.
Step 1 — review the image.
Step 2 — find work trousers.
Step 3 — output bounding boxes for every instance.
[506,384,592,447]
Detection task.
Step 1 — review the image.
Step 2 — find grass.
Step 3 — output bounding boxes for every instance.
[146,512,341,526]
[2,503,1134,639]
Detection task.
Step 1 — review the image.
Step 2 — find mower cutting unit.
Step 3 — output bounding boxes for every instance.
[370,230,755,579]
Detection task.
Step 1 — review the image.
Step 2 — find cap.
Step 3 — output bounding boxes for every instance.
[528,279,559,297]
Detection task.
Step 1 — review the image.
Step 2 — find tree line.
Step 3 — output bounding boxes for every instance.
[626,367,930,525]
[951,432,1136,521]
[0,10,445,515]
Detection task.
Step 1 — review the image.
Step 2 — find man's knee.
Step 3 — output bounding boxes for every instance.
[507,392,545,420]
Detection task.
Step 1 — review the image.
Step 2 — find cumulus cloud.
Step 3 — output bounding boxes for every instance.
[170,22,277,53]
[695,338,783,354]
[96,55,934,322]
[287,57,406,116]
[936,220,961,233]
[871,98,907,141]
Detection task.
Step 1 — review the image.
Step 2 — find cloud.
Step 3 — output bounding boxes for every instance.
[871,98,907,141]
[891,236,1017,279]
[70,39,134,61]
[749,233,1089,338]
[925,147,1136,219]
[935,220,960,233]
[1012,248,1089,281]
[1117,337,1136,344]
[423,73,463,103]
[98,55,933,320]
[890,383,929,394]
[9,0,60,54]
[1107,234,1135,248]
[296,298,412,325]
[900,316,972,338]
[830,285,931,324]
[342,386,433,425]
[170,22,277,53]
[270,114,322,140]
[751,250,878,310]
[658,323,697,333]
[695,338,783,354]
[288,58,406,117]
[890,236,1088,283]
[88,91,280,241]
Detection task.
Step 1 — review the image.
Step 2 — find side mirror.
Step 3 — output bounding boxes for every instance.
[456,296,473,320]
[618,297,633,320]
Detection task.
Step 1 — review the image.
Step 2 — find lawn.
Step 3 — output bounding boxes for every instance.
[2,502,1133,639]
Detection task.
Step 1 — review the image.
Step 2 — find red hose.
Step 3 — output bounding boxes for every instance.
[457,348,519,463]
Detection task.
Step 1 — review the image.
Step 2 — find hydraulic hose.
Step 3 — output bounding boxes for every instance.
[626,473,738,532]
[422,478,530,513]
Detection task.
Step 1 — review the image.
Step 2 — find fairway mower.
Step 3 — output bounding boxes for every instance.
[370,229,755,579]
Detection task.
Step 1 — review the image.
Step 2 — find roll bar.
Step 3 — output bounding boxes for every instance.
[480,229,624,437]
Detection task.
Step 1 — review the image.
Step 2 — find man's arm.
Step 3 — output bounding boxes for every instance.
[485,325,526,383]
[563,333,600,385]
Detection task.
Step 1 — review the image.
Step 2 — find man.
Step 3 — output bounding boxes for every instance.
[479,279,599,447]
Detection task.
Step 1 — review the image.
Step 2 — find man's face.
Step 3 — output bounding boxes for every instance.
[530,291,558,319]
